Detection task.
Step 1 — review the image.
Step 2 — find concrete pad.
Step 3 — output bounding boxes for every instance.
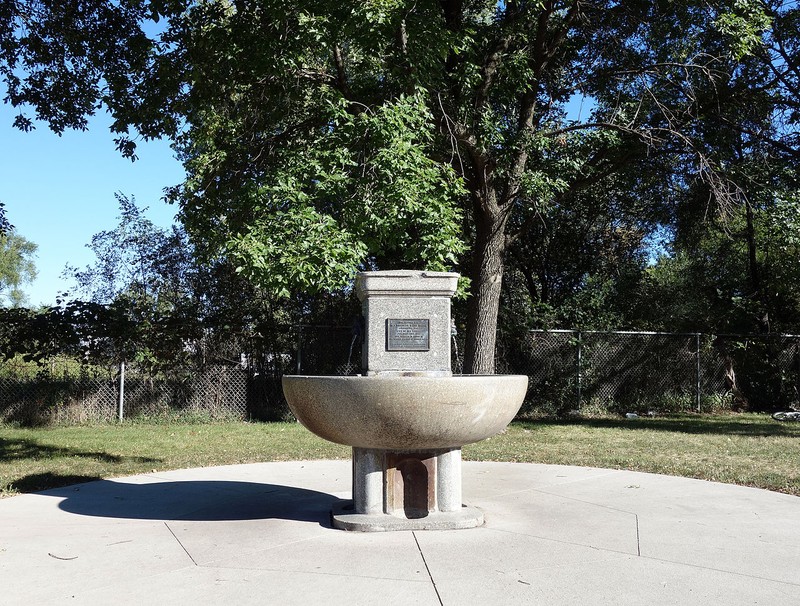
[215,528,429,580]
[2,519,193,603]
[431,549,799,606]
[414,526,631,580]
[27,564,441,606]
[462,461,619,499]
[161,518,331,566]
[476,489,639,554]
[2,460,799,605]
[516,464,800,587]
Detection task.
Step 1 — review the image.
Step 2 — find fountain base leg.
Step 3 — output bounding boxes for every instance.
[331,447,484,532]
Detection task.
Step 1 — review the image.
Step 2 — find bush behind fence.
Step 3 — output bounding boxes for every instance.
[1,327,798,424]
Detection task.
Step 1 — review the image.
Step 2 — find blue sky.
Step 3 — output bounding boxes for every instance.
[0,102,184,307]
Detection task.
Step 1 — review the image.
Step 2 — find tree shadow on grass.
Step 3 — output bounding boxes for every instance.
[1,437,162,495]
[42,478,338,526]
[9,472,105,493]
[0,437,160,464]
[517,415,800,437]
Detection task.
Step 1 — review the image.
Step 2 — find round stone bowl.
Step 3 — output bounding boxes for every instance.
[282,374,529,450]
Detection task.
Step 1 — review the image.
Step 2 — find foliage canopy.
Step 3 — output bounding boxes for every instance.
[3,0,798,370]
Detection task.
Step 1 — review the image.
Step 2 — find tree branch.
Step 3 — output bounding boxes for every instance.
[501,2,585,206]
[438,0,463,31]
[332,43,353,100]
[474,34,513,112]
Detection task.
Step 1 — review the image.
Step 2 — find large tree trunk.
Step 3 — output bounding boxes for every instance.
[744,198,769,332]
[463,202,509,375]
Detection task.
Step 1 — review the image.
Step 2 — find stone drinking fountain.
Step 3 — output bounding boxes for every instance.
[282,270,528,531]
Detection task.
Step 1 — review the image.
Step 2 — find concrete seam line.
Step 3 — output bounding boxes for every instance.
[165,521,198,566]
[413,531,444,606]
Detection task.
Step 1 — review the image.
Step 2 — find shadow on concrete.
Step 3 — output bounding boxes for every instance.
[47,478,338,526]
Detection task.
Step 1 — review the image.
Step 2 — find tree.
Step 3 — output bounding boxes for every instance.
[62,194,210,369]
[501,147,674,331]
[0,228,38,307]
[61,193,318,371]
[0,202,10,234]
[65,194,193,305]
[635,188,800,334]
[2,1,778,372]
[170,1,780,372]
[625,0,800,335]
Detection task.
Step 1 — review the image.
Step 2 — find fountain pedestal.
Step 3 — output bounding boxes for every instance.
[332,447,481,531]
[282,270,528,531]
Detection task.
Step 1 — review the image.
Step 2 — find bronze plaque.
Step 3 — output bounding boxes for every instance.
[386,319,430,351]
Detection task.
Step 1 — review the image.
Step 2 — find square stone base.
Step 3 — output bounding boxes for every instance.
[331,500,484,532]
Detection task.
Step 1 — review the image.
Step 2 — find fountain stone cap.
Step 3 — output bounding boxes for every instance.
[355,270,459,376]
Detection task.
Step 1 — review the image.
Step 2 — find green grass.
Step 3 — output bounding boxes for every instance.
[1,413,798,498]
[465,414,800,495]
[0,422,350,496]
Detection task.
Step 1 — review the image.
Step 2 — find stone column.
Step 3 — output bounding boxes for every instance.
[436,449,462,512]
[356,270,459,375]
[352,447,383,515]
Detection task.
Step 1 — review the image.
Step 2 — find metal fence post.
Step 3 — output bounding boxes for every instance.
[795,338,800,403]
[695,333,701,412]
[576,330,582,410]
[296,326,303,374]
[118,361,126,421]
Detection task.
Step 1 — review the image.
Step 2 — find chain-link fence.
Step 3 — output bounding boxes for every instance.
[0,360,115,425]
[1,326,798,424]
[247,325,361,422]
[0,325,361,425]
[0,358,251,425]
[503,330,800,416]
[701,333,800,412]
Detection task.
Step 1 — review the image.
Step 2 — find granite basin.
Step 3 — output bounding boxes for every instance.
[282,374,529,450]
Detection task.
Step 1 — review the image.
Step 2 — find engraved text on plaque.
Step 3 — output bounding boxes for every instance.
[386,319,430,351]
